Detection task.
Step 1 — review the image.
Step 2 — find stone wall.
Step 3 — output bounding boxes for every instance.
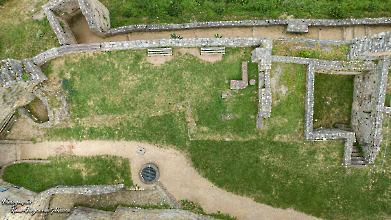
[32,38,269,66]
[49,0,80,18]
[79,0,110,36]
[107,17,391,36]
[43,0,111,44]
[352,57,390,163]
[350,31,391,59]
[0,60,47,133]
[43,1,78,45]
[270,56,379,166]
[252,45,273,129]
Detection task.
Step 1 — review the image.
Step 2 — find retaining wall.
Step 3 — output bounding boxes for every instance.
[107,18,391,36]
[31,38,268,66]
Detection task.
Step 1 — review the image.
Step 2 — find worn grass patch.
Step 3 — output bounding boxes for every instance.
[2,155,132,192]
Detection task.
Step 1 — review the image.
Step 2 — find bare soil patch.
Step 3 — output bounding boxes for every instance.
[146,56,174,66]
[177,48,222,63]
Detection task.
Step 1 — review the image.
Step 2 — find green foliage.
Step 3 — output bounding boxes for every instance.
[180,200,204,214]
[386,94,391,107]
[170,32,183,39]
[272,41,350,61]
[99,0,391,27]
[0,0,9,6]
[21,72,29,81]
[180,200,237,220]
[2,156,132,192]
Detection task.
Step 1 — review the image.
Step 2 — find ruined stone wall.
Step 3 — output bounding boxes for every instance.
[107,18,391,35]
[43,1,78,45]
[32,38,270,66]
[350,31,391,59]
[79,0,110,36]
[49,0,80,18]
[270,56,375,166]
[0,60,47,131]
[351,57,389,163]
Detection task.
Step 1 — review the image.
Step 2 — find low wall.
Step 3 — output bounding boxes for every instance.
[107,18,391,35]
[31,38,269,66]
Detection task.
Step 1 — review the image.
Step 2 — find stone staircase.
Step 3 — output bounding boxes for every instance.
[349,32,391,59]
[350,145,367,167]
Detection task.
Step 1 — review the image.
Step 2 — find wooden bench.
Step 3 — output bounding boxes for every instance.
[200,47,225,55]
[147,48,173,56]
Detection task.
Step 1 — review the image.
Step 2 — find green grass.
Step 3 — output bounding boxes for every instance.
[272,41,350,61]
[0,0,58,60]
[2,156,132,192]
[42,49,391,219]
[386,94,391,107]
[313,74,354,128]
[99,0,391,27]
[46,48,260,143]
[180,200,237,220]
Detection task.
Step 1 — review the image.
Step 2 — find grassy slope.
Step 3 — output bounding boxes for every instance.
[2,156,132,192]
[99,0,391,27]
[44,49,391,219]
[0,0,58,60]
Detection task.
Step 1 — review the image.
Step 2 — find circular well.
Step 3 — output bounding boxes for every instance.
[139,163,159,184]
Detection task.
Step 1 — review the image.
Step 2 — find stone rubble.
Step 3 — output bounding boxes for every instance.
[230,61,249,90]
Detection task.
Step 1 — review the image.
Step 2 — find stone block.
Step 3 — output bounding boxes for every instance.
[287,20,309,33]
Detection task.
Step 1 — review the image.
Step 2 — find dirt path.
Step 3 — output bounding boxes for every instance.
[69,14,391,44]
[15,140,319,220]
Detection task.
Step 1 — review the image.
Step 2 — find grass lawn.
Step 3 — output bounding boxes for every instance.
[2,156,132,192]
[41,48,391,219]
[272,41,350,61]
[45,48,260,143]
[99,0,391,27]
[0,0,58,60]
[313,74,354,128]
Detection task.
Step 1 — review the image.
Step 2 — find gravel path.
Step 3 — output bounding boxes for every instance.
[16,141,319,220]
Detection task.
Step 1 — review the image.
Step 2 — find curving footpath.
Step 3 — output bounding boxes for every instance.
[11,140,319,220]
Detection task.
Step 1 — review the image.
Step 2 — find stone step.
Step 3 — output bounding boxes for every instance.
[351,152,361,157]
[351,164,368,168]
[351,157,366,165]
